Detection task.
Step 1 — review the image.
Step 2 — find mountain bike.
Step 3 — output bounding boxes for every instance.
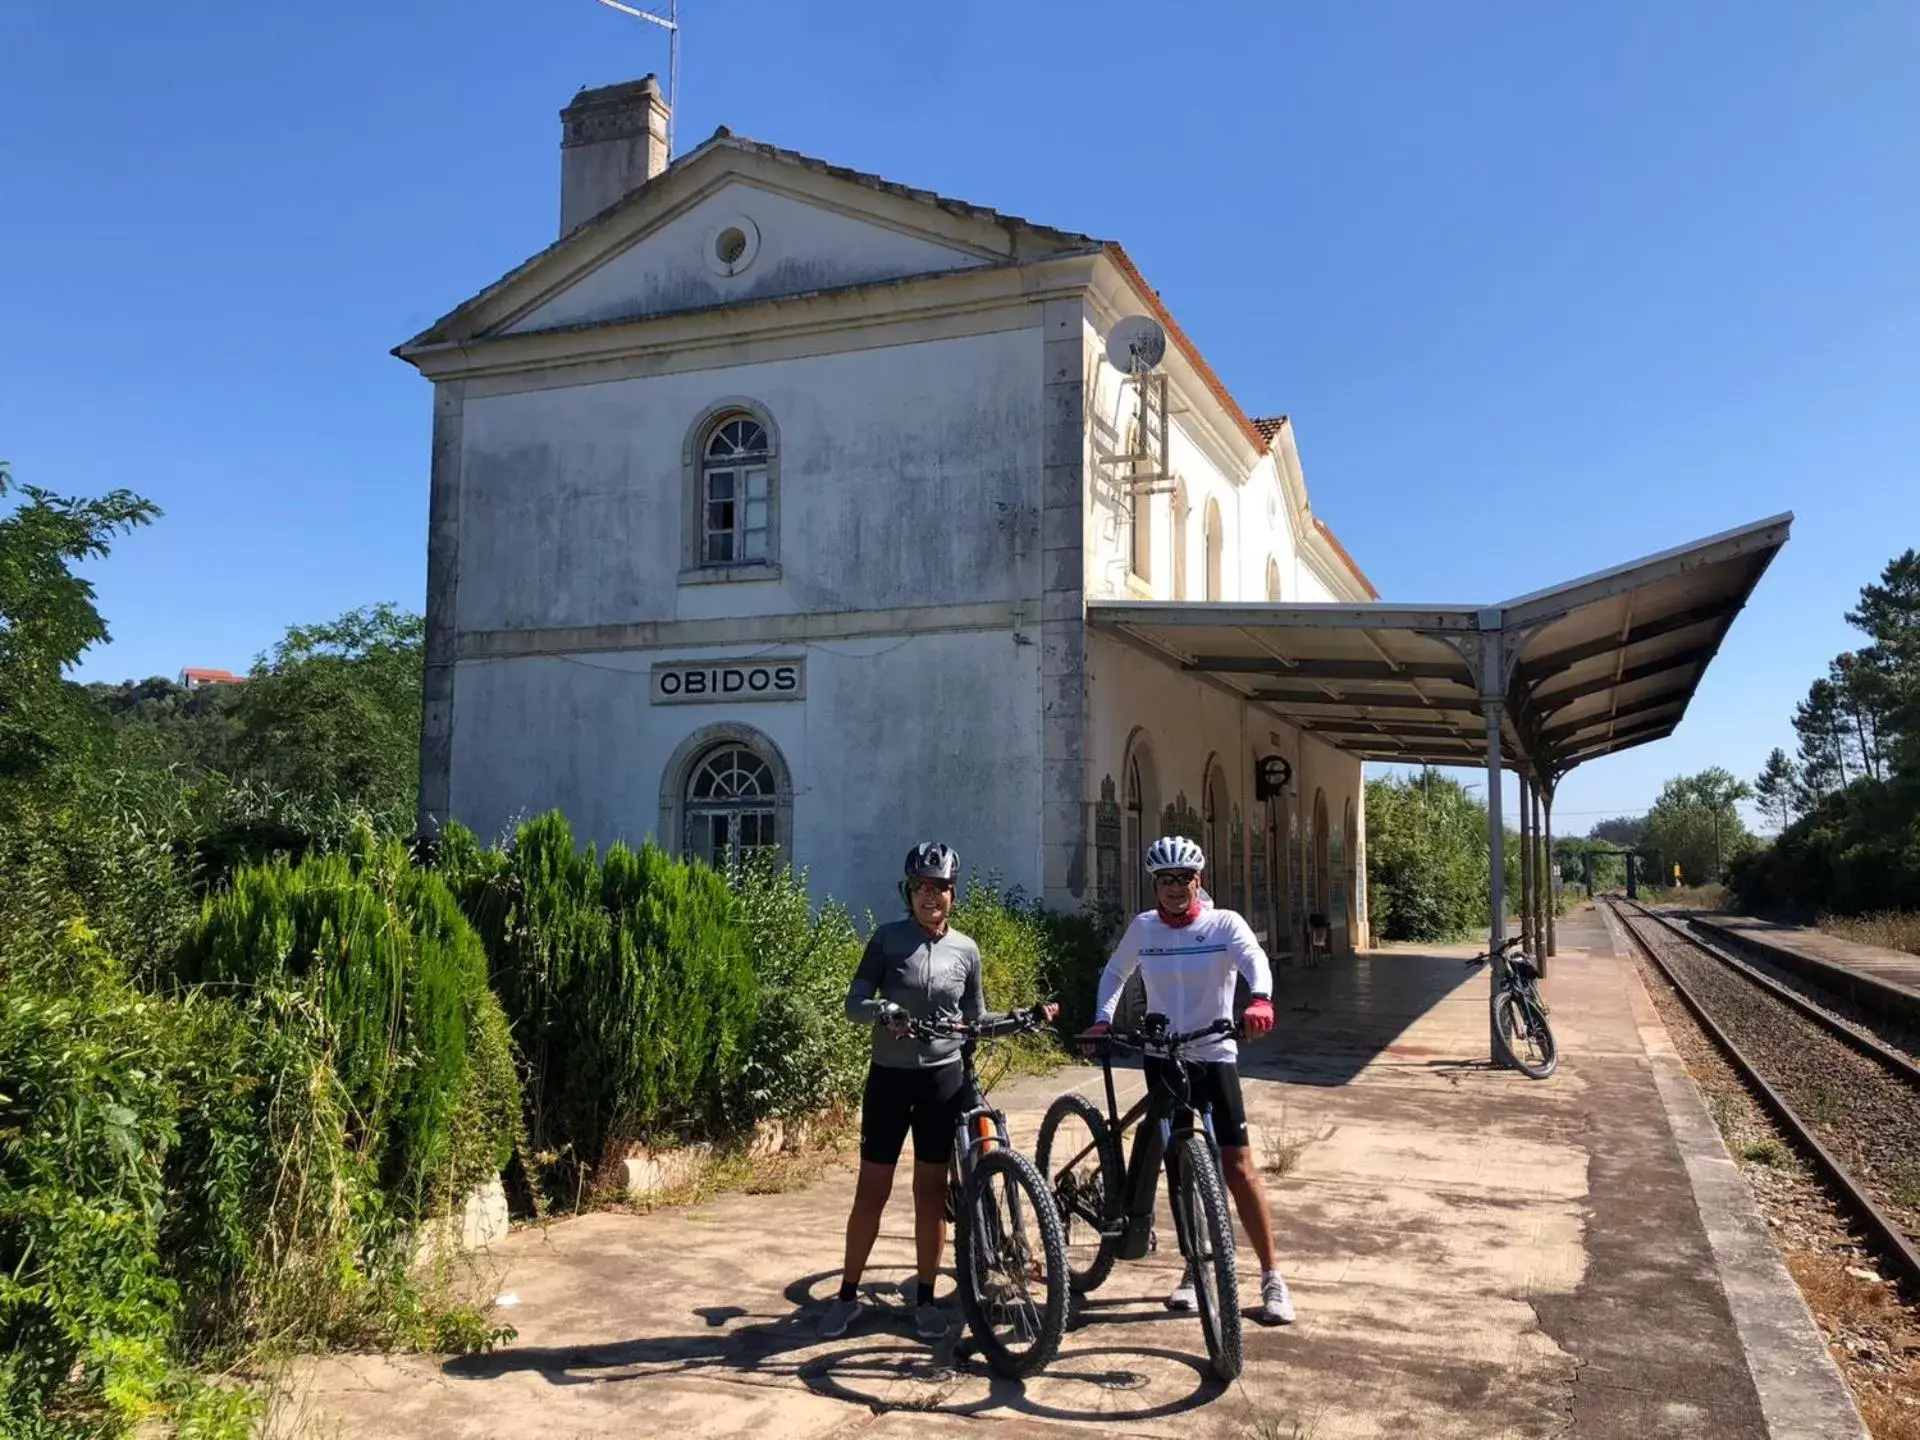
[1034,1015,1244,1381]
[899,1008,1070,1378]
[1468,934,1557,1079]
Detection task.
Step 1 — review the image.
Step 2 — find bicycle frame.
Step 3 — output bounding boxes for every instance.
[1061,1024,1226,1260]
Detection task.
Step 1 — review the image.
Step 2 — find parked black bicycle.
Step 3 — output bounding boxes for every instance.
[899,1008,1070,1378]
[1033,1014,1244,1381]
[1467,934,1557,1079]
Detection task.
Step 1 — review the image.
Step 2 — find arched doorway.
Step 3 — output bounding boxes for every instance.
[1344,797,1360,948]
[1122,731,1160,916]
[1312,788,1331,922]
[1202,755,1230,907]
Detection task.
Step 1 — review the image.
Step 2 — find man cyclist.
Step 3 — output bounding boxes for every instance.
[1081,834,1295,1326]
[819,841,1057,1342]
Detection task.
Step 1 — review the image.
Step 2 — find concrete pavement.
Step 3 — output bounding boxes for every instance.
[295,907,1861,1438]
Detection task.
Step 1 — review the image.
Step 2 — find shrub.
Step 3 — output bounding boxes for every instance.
[727,851,867,1123]
[441,814,760,1196]
[168,832,519,1220]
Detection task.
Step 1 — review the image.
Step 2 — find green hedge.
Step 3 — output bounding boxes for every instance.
[169,832,519,1219]
[440,814,761,1195]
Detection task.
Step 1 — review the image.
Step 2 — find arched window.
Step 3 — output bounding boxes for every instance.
[1203,499,1224,602]
[1171,482,1189,601]
[685,745,777,867]
[1266,555,1282,602]
[702,417,770,564]
[660,724,793,866]
[683,401,780,579]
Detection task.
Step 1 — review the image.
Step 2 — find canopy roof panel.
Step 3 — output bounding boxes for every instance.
[1088,513,1792,779]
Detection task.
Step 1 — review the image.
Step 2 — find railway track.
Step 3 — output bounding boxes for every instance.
[1607,897,1920,1293]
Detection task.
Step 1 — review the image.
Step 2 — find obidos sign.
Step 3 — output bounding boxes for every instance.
[650,657,805,705]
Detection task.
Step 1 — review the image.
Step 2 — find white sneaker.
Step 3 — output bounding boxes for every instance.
[1259,1270,1295,1326]
[1166,1265,1197,1312]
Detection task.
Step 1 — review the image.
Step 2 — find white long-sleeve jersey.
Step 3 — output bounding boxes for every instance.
[1092,907,1274,1063]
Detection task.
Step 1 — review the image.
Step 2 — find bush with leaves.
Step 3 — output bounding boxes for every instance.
[1365,772,1496,942]
[727,851,868,1123]
[440,814,760,1199]
[168,831,519,1219]
[1,916,508,1440]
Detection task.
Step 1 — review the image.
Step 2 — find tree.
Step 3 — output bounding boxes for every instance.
[1641,767,1755,884]
[0,463,158,789]
[1844,549,1920,779]
[1753,748,1798,833]
[1587,815,1647,848]
[228,604,424,823]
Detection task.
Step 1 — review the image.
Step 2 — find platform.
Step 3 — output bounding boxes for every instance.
[1687,912,1920,1024]
[294,906,1863,1439]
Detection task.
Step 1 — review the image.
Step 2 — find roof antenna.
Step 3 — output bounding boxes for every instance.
[592,0,681,160]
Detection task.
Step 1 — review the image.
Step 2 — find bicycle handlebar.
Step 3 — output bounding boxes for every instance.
[1076,1016,1239,1054]
[899,1004,1053,1043]
[1465,935,1527,967]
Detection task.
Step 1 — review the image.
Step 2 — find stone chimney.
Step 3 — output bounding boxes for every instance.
[559,75,670,236]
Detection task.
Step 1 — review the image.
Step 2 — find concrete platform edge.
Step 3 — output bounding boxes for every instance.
[1615,925,1868,1439]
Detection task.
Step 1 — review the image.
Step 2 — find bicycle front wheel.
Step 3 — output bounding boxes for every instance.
[1173,1132,1243,1382]
[1497,988,1557,1079]
[1035,1092,1122,1294]
[955,1147,1070,1379]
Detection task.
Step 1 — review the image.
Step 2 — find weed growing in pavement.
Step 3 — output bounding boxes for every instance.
[1740,1139,1786,1166]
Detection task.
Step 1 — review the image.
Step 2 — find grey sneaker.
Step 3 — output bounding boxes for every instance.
[817,1294,863,1339]
[1258,1270,1295,1326]
[914,1298,948,1340]
[1166,1265,1197,1312]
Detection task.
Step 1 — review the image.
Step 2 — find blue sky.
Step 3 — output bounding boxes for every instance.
[3,2,1914,834]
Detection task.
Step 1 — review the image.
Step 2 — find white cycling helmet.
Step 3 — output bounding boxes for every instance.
[1145,835,1206,875]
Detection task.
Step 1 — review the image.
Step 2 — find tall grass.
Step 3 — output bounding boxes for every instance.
[1821,911,1920,956]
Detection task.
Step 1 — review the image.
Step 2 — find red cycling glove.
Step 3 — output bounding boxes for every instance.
[1242,997,1275,1036]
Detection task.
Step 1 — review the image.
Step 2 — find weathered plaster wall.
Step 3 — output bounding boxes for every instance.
[508,181,990,333]
[448,627,1043,921]
[1079,320,1304,604]
[1086,629,1367,957]
[454,326,1044,634]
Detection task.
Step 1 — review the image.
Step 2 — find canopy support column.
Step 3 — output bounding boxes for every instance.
[1542,783,1557,969]
[1518,773,1535,958]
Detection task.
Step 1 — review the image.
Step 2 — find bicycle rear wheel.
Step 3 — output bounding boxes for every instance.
[1496,988,1557,1079]
[1035,1092,1122,1294]
[955,1148,1070,1378]
[1172,1132,1242,1381]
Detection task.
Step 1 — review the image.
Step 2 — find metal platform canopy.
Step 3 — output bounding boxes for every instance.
[1087,512,1793,1064]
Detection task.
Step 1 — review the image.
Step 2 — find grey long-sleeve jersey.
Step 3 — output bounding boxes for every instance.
[846,919,986,1070]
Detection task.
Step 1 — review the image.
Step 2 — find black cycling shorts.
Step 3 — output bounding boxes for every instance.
[860,1060,968,1166]
[1142,1058,1250,1149]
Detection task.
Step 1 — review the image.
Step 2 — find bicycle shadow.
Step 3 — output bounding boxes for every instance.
[442,1267,1230,1424]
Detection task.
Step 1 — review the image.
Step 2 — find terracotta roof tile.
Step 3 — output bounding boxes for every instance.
[1251,415,1288,443]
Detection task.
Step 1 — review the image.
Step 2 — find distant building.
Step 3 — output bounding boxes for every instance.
[179,667,244,690]
[394,75,1374,954]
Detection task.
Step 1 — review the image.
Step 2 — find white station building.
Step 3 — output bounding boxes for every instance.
[397,76,1377,956]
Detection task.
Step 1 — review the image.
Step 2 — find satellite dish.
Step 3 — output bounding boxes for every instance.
[1106,316,1167,374]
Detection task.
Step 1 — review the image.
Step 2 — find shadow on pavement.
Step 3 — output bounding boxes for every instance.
[1235,951,1479,1086]
[442,1268,1230,1424]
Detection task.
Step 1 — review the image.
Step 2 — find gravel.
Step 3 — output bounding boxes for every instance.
[1601,902,1920,1438]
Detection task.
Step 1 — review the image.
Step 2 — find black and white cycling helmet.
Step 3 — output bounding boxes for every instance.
[905,841,960,881]
[1145,835,1206,875]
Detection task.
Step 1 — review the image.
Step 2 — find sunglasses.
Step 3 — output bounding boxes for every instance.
[910,877,954,894]
[1156,871,1199,886]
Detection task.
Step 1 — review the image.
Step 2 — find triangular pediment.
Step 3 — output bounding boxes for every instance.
[399,134,1099,353]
